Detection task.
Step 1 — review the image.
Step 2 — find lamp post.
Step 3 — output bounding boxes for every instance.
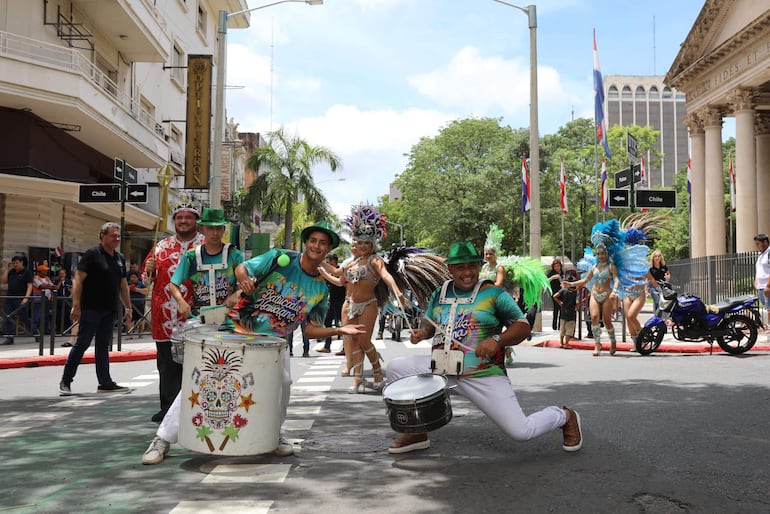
[386,220,405,246]
[492,1,540,258]
[210,0,323,209]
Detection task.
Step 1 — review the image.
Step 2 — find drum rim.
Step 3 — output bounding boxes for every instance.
[383,373,448,401]
[183,328,285,346]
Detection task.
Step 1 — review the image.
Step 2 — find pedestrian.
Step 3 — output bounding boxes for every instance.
[1,255,33,345]
[142,208,245,465]
[142,202,205,423]
[553,269,579,348]
[58,222,132,395]
[648,250,670,316]
[54,268,78,347]
[32,263,55,335]
[386,242,582,454]
[318,253,345,352]
[547,259,564,330]
[754,233,770,331]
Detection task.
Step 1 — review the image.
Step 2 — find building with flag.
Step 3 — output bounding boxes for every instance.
[604,75,688,189]
[666,0,770,256]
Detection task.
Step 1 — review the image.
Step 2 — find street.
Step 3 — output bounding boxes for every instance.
[1,331,769,513]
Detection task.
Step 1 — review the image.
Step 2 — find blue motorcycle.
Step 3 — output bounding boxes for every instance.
[636,281,760,355]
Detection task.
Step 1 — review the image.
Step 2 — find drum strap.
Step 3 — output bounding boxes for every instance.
[433,279,486,373]
[195,244,230,307]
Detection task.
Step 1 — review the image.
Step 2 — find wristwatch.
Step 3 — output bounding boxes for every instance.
[491,334,503,348]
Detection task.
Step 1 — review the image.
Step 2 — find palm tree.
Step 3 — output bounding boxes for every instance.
[244,128,342,248]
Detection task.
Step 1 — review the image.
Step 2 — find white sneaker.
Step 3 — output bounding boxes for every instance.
[272,436,294,456]
[142,436,170,465]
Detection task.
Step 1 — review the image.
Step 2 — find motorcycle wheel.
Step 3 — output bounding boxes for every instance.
[636,324,665,355]
[392,317,402,342]
[716,314,757,354]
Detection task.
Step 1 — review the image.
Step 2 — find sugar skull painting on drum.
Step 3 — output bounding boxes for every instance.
[187,346,254,452]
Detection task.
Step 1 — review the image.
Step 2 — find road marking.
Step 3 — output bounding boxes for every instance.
[170,500,272,514]
[121,381,155,388]
[200,463,292,484]
[292,385,331,392]
[133,374,159,380]
[296,376,334,383]
[283,419,314,431]
[287,405,321,416]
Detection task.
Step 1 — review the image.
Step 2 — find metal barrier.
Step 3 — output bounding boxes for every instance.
[667,252,759,304]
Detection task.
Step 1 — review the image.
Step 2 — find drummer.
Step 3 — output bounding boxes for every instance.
[386,242,583,454]
[142,207,244,465]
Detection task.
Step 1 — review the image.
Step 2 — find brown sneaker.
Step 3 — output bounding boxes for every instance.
[316,348,331,353]
[561,407,582,452]
[388,433,430,454]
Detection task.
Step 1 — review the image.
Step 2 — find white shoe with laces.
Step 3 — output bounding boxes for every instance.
[142,436,170,465]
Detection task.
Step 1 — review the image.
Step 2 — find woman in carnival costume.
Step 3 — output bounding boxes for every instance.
[337,204,408,393]
[481,224,506,284]
[566,219,649,356]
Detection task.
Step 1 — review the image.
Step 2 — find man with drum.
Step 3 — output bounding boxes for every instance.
[385,242,583,454]
[142,207,243,465]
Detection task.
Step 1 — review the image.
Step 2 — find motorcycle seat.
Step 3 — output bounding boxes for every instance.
[714,295,756,313]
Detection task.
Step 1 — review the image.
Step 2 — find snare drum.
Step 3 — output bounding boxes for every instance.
[382,374,452,433]
[178,327,285,455]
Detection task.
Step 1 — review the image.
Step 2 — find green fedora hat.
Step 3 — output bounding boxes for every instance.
[301,221,340,249]
[197,207,229,226]
[444,241,483,265]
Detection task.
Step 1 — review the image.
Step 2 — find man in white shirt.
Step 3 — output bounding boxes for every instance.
[754,233,770,333]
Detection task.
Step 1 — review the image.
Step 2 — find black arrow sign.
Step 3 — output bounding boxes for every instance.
[636,189,676,208]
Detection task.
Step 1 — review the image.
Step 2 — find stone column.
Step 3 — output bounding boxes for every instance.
[756,113,770,234]
[729,88,758,252]
[686,112,706,258]
[700,108,726,256]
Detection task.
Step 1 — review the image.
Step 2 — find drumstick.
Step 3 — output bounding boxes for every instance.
[392,295,417,337]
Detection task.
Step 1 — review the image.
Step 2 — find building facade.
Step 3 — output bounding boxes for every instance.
[666,0,770,256]
[0,0,249,270]
[605,75,689,188]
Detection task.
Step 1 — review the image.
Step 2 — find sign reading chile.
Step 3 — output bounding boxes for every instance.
[635,189,677,209]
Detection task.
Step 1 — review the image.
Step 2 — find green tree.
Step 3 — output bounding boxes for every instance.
[393,117,528,254]
[244,128,342,249]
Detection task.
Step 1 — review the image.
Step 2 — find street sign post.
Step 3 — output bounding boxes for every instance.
[114,158,138,184]
[636,189,677,209]
[627,133,638,160]
[608,188,630,208]
[78,184,122,203]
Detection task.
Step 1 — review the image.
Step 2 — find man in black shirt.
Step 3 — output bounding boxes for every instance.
[59,223,133,395]
[318,253,345,352]
[1,255,34,345]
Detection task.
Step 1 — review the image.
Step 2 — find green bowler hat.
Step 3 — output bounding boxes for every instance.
[301,221,340,249]
[197,208,229,226]
[444,241,483,265]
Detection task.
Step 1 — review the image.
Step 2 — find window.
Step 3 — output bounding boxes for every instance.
[622,86,632,99]
[172,43,185,85]
[635,86,646,99]
[197,5,207,34]
[649,86,659,99]
[608,85,619,99]
[662,87,673,99]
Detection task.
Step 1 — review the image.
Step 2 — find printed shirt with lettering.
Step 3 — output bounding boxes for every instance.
[227,249,328,337]
[171,246,244,308]
[425,281,524,378]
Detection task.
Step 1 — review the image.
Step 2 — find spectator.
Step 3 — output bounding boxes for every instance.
[547,259,564,330]
[32,263,55,335]
[1,256,33,345]
[319,253,345,352]
[648,250,670,316]
[553,269,579,348]
[127,271,148,336]
[54,268,78,347]
[59,222,133,395]
[754,233,770,332]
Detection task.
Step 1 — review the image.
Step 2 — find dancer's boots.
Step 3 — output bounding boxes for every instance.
[608,328,617,356]
[592,325,602,356]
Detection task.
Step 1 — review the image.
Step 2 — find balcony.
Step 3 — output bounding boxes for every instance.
[0,30,167,167]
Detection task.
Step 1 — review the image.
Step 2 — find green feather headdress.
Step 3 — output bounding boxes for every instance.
[484,224,504,254]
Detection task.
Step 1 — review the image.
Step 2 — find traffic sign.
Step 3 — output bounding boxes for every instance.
[114,158,138,184]
[126,184,148,204]
[636,189,676,209]
[627,133,638,160]
[614,164,642,189]
[608,188,630,208]
[79,184,121,203]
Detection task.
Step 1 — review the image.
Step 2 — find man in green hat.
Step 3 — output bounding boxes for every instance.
[385,241,583,455]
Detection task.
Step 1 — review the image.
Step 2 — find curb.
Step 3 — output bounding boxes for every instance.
[534,339,770,354]
[0,350,157,369]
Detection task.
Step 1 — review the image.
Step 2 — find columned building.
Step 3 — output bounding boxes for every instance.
[666,0,770,256]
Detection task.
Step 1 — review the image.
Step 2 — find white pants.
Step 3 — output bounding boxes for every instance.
[386,355,566,441]
[158,346,292,444]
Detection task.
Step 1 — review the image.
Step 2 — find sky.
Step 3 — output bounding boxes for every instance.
[225,0,713,221]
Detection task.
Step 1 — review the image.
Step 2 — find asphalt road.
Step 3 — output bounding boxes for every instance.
[1,334,769,513]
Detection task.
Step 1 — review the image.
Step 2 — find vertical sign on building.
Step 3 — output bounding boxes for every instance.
[185,55,212,189]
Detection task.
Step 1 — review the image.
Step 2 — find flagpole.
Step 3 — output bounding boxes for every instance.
[561,214,565,261]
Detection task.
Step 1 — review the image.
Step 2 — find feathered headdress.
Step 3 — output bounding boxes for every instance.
[484,224,504,254]
[498,256,550,310]
[375,247,451,309]
[346,203,386,243]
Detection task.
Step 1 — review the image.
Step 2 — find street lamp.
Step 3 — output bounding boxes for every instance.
[492,1,540,258]
[385,219,405,246]
[210,0,324,209]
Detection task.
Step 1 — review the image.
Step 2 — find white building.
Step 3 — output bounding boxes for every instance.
[0,0,249,267]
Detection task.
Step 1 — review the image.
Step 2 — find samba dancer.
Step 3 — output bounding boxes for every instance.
[386,242,583,454]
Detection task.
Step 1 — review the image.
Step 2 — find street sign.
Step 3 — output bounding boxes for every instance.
[636,189,676,209]
[114,158,138,184]
[126,184,148,204]
[79,184,121,203]
[608,188,630,208]
[614,164,643,189]
[627,133,638,160]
